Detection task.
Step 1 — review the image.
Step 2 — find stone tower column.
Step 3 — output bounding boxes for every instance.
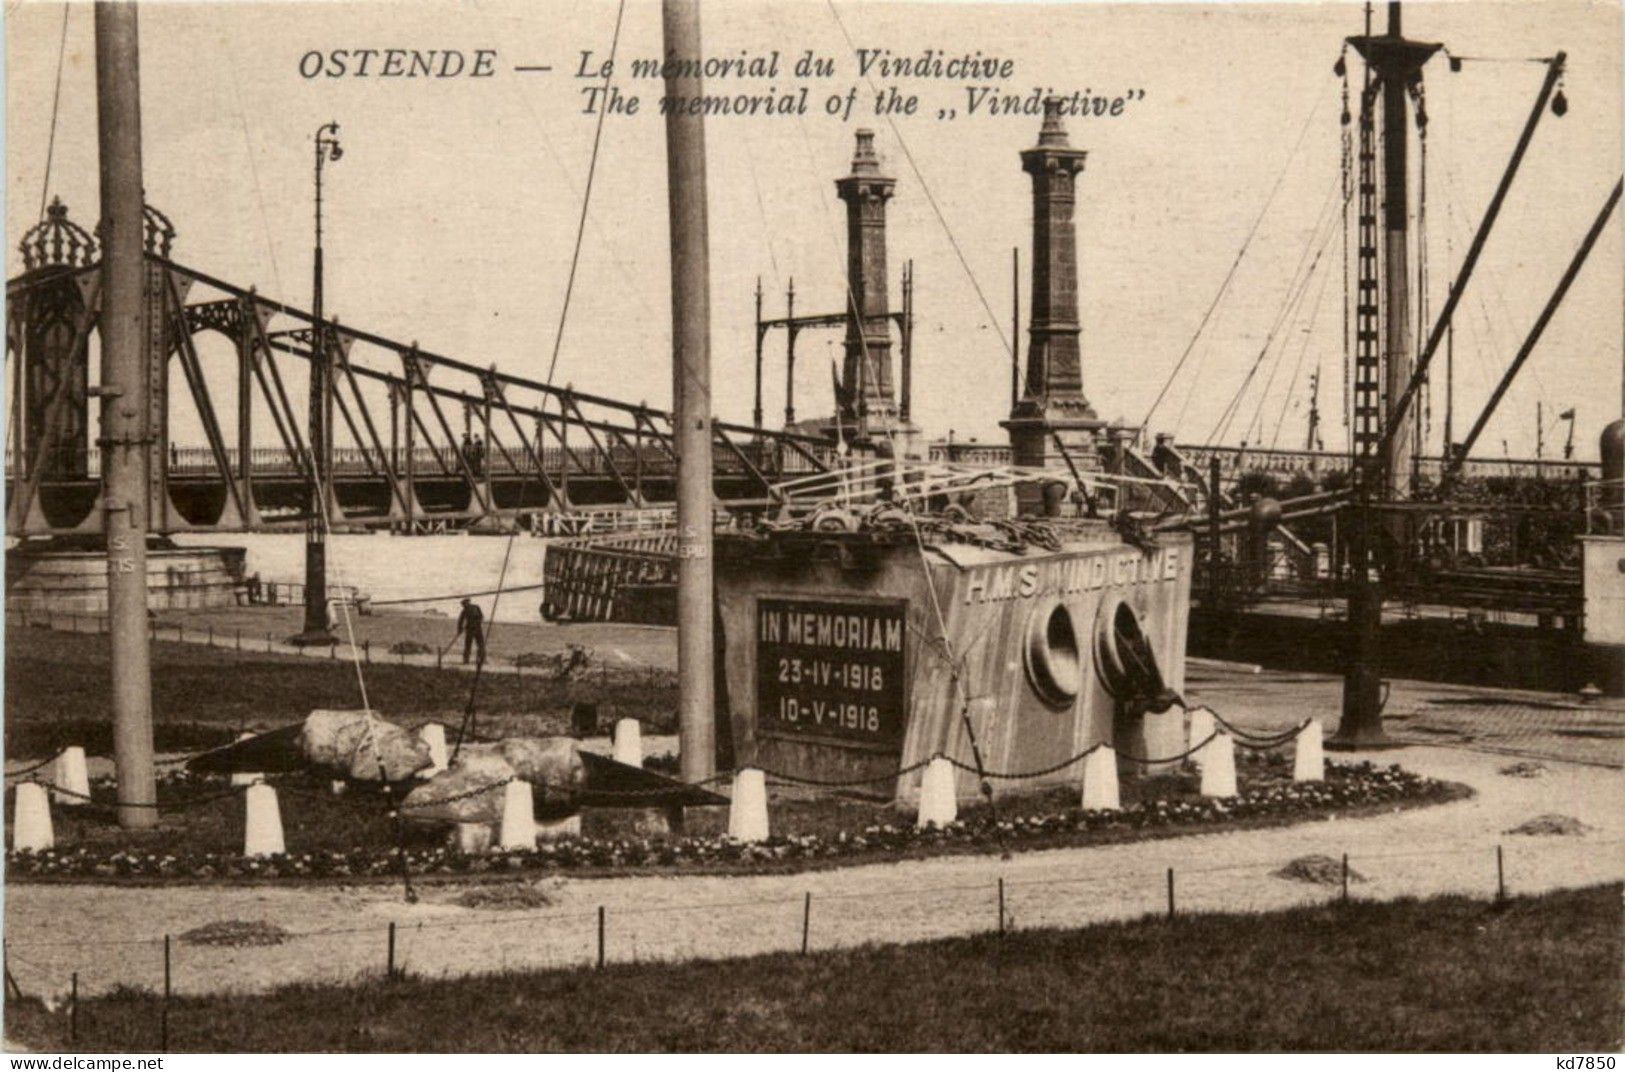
[1003,99,1103,490]
[835,130,897,431]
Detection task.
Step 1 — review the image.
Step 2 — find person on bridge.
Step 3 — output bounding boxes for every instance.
[454,597,487,666]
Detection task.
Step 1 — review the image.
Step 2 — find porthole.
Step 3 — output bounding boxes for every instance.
[1024,597,1082,708]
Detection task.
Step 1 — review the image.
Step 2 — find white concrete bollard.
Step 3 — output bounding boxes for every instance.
[537,813,582,842]
[1199,733,1238,798]
[727,768,769,843]
[12,783,53,852]
[916,756,958,828]
[1079,746,1121,811]
[417,723,448,776]
[242,783,286,857]
[1293,719,1325,782]
[52,746,90,806]
[454,822,493,854]
[611,718,644,768]
[498,780,537,850]
[1140,708,1185,774]
[230,732,263,788]
[1186,708,1216,768]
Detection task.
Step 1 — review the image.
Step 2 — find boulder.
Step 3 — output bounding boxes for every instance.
[498,738,585,809]
[403,749,515,823]
[299,709,431,782]
[400,737,586,823]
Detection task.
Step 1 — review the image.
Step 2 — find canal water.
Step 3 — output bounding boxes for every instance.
[171,531,549,624]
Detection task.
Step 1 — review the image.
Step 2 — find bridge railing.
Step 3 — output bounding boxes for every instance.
[17,439,837,483]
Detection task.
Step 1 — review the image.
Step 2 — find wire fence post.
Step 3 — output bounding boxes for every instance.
[801,892,811,954]
[329,640,337,661]
[364,640,372,665]
[70,971,78,1043]
[161,934,171,1052]
[387,922,396,979]
[1496,844,1506,903]
[437,649,444,671]
[997,877,1006,935]
[1167,868,1176,921]
[1341,853,1350,904]
[597,906,606,968]
[208,625,214,648]
[235,629,241,652]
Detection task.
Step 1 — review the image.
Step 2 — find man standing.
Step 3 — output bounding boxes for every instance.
[454,597,486,666]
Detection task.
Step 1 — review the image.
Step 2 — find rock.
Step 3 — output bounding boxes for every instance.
[299,710,431,782]
[497,738,585,808]
[405,751,515,823]
[1505,813,1590,836]
[1273,854,1364,886]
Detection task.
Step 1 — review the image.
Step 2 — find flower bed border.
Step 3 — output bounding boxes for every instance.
[6,761,1470,887]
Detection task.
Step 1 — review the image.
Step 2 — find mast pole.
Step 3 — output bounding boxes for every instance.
[95,0,157,829]
[663,0,716,784]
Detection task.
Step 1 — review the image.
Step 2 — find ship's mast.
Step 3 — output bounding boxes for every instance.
[1348,1,1440,498]
[95,0,157,828]
[1334,0,1439,749]
[663,0,716,784]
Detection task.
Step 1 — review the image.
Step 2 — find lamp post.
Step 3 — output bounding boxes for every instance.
[292,121,342,645]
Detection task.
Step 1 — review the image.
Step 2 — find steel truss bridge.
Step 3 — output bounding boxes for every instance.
[6,202,838,537]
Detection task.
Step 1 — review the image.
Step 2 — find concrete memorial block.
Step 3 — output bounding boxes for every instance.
[243,783,286,857]
[1293,719,1325,782]
[1199,733,1238,798]
[916,756,958,828]
[12,783,53,852]
[1186,707,1216,768]
[52,746,91,805]
[1079,746,1120,811]
[727,768,769,843]
[498,780,537,850]
[611,718,644,768]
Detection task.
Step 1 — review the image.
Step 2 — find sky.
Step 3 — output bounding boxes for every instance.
[6,0,1622,461]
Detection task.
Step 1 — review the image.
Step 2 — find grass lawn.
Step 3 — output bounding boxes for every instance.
[4,626,678,758]
[8,883,1619,1052]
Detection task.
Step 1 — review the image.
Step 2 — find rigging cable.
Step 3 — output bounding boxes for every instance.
[1205,171,1345,445]
[37,4,70,222]
[1340,46,1354,444]
[823,0,1014,364]
[1140,68,1338,436]
[1268,243,1339,450]
[452,0,629,759]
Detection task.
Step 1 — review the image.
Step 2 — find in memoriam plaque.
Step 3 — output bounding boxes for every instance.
[755,597,908,752]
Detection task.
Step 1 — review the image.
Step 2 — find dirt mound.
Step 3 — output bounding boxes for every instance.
[1273,854,1365,886]
[1505,814,1591,836]
[179,920,290,947]
[388,640,434,656]
[454,883,554,911]
[1498,761,1549,778]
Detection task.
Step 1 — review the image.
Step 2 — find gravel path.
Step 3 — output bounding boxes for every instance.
[6,745,1621,1001]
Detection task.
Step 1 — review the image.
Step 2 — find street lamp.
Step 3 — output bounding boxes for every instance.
[292,121,343,645]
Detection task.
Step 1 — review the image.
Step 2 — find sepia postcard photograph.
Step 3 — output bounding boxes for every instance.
[1,0,1622,1056]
